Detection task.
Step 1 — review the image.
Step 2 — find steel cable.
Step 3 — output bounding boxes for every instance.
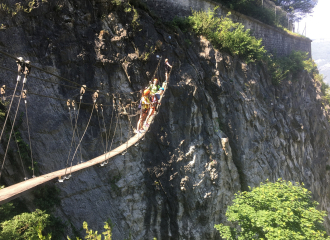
[0,77,26,179]
[24,97,35,177]
[0,74,21,143]
[68,102,96,175]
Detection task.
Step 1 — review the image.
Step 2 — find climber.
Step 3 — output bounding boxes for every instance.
[145,93,158,126]
[136,89,150,133]
[165,58,172,82]
[148,78,161,97]
[155,87,164,101]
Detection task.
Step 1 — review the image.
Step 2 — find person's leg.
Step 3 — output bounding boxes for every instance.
[140,110,148,130]
[146,107,155,124]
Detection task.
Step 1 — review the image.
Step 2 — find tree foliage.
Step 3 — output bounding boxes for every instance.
[271,0,318,20]
[67,221,112,240]
[0,209,51,240]
[215,179,329,239]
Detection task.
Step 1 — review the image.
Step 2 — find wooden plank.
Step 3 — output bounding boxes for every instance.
[0,124,146,205]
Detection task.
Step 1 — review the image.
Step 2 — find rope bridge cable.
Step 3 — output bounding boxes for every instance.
[8,116,27,180]
[105,105,119,165]
[67,92,98,176]
[66,101,79,166]
[23,90,35,177]
[4,85,142,109]
[100,104,109,158]
[0,65,80,90]
[96,104,107,156]
[0,65,144,98]
[0,49,110,97]
[0,69,30,179]
[63,87,85,178]
[0,59,24,144]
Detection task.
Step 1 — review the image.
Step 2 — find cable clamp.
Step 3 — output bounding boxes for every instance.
[23,60,31,76]
[80,85,86,96]
[67,99,71,108]
[71,99,75,106]
[16,57,24,76]
[92,90,99,103]
[22,90,27,99]
[0,85,5,95]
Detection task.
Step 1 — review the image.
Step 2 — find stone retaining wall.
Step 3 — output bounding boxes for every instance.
[142,0,311,57]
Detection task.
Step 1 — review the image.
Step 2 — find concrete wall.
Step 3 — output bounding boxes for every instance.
[142,0,311,57]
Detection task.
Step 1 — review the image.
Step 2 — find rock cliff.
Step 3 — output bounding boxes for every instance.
[0,0,330,239]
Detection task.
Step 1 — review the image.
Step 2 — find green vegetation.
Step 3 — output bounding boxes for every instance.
[67,221,112,240]
[111,0,141,30]
[214,0,289,28]
[270,0,318,21]
[0,0,38,16]
[172,8,266,63]
[215,0,317,25]
[139,44,156,62]
[267,51,312,85]
[0,185,66,240]
[0,209,51,240]
[215,179,329,239]
[109,174,121,194]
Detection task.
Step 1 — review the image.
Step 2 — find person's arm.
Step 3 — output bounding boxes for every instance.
[166,62,172,68]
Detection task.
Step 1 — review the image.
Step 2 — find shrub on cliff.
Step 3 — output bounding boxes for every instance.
[173,8,266,63]
[67,221,112,240]
[215,179,329,239]
[0,209,51,240]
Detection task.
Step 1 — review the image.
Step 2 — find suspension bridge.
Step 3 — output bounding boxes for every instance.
[0,49,168,205]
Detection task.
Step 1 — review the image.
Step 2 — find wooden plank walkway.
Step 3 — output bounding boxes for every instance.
[0,130,147,204]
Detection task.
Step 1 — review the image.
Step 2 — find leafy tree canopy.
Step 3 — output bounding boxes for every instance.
[0,209,51,240]
[215,179,330,239]
[271,0,318,20]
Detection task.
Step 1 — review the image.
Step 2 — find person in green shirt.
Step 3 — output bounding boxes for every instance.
[148,78,161,97]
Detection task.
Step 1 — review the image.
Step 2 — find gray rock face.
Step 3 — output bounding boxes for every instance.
[1,1,330,239]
